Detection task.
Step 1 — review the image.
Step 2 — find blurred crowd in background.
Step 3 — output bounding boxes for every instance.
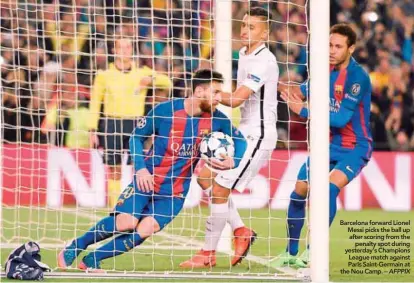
[332,0,414,151]
[1,0,413,151]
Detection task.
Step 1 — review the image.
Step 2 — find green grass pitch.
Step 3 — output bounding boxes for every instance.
[1,206,413,282]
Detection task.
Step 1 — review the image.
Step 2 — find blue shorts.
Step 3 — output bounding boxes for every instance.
[113,183,185,230]
[297,153,368,183]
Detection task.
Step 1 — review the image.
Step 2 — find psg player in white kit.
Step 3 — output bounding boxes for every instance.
[180,7,279,268]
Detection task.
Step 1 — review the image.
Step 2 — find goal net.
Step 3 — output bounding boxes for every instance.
[0,0,310,280]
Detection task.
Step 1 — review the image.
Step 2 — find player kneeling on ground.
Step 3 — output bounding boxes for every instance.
[57,69,247,272]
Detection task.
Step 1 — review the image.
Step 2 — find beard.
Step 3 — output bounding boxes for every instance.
[199,101,214,114]
[335,57,347,67]
[333,52,350,67]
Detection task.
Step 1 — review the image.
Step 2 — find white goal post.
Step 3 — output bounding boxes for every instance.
[214,0,233,252]
[309,0,330,282]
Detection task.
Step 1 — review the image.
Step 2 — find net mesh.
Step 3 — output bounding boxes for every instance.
[0,0,309,279]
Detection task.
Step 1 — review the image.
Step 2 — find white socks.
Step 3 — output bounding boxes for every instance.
[202,197,245,251]
[204,187,245,231]
[203,203,229,251]
[227,197,245,231]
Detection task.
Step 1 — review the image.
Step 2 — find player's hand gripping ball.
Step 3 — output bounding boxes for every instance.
[200,132,235,160]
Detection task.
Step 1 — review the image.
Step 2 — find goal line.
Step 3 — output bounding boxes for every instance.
[1,207,299,280]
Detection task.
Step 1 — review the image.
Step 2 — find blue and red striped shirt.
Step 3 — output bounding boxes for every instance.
[129,99,247,196]
[300,57,373,159]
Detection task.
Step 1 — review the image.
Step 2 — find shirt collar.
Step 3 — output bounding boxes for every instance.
[331,57,357,72]
[110,62,135,73]
[347,57,357,70]
[241,43,266,56]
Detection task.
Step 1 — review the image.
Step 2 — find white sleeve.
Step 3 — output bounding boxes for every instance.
[242,61,272,92]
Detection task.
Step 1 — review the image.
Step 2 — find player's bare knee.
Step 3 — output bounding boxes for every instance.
[329,169,348,189]
[135,217,160,238]
[197,176,211,190]
[197,166,215,190]
[211,183,231,204]
[115,213,138,232]
[294,181,309,197]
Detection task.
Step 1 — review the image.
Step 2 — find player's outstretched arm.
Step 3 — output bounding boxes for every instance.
[221,60,276,108]
[220,86,254,108]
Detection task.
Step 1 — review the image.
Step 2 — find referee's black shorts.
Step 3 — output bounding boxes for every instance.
[99,117,136,166]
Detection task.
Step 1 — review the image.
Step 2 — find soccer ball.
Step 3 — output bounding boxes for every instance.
[200,132,235,160]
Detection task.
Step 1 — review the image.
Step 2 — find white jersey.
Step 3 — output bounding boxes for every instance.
[237,43,279,149]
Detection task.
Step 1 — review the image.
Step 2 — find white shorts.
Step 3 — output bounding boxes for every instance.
[214,137,273,192]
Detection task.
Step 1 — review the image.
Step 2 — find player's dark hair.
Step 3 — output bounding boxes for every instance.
[192,69,224,92]
[330,24,357,47]
[246,7,272,22]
